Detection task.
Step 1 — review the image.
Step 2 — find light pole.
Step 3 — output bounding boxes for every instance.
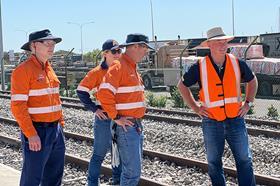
[279,7,280,32]
[67,21,94,63]
[0,0,5,90]
[231,0,235,35]
[149,0,155,41]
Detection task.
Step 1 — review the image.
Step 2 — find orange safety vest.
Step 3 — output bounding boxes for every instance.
[11,55,63,138]
[97,54,146,119]
[199,54,242,121]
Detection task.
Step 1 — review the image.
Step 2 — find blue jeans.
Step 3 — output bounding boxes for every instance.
[20,124,65,186]
[202,117,256,186]
[113,119,144,186]
[88,116,122,186]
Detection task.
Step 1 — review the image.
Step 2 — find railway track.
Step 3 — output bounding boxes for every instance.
[0,140,90,186]
[1,93,279,139]
[1,92,279,131]
[0,133,167,186]
[2,90,280,101]
[1,89,280,119]
[1,117,279,186]
[1,92,280,184]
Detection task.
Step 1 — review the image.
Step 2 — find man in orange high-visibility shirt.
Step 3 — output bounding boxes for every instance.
[178,27,257,186]
[97,33,154,186]
[11,29,65,186]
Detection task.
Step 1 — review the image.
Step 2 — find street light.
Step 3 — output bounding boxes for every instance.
[149,0,155,41]
[67,21,94,63]
[279,7,280,32]
[0,0,4,90]
[231,0,235,35]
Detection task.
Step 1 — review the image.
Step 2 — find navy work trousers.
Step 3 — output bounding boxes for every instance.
[20,123,65,186]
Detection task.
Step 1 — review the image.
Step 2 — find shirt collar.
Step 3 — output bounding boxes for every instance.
[122,53,137,69]
[208,54,226,68]
[30,54,50,70]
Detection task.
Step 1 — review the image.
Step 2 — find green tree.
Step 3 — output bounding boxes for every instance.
[92,48,102,65]
[83,49,102,65]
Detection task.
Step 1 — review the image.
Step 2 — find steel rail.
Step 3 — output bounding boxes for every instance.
[1,93,279,138]
[0,134,167,186]
[1,93,279,129]
[0,117,279,185]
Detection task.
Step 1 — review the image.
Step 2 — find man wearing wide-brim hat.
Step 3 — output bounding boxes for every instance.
[11,29,65,186]
[200,27,234,47]
[97,33,153,186]
[178,27,257,185]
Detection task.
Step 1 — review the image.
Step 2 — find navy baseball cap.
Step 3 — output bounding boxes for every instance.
[119,33,154,50]
[102,39,120,51]
[21,29,62,51]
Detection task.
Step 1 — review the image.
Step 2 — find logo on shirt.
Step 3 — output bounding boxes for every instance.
[37,74,45,82]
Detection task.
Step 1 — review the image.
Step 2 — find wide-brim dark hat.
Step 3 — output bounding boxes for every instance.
[119,33,154,50]
[21,29,62,51]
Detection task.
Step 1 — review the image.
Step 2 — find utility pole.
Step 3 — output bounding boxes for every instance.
[279,7,280,32]
[232,0,235,36]
[0,0,5,90]
[149,0,155,41]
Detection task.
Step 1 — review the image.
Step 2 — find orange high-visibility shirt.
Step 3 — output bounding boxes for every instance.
[199,54,242,121]
[77,62,109,98]
[97,54,146,119]
[11,55,64,138]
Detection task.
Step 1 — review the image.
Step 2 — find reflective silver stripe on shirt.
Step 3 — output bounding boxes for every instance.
[28,105,62,114]
[29,87,59,96]
[11,94,29,101]
[116,85,144,93]
[116,102,146,110]
[77,85,90,92]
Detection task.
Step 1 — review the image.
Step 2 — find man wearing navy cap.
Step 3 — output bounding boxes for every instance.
[97,34,153,186]
[11,29,65,186]
[77,39,122,186]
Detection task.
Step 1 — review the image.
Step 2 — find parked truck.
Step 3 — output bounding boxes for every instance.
[139,37,247,89]
[139,35,280,98]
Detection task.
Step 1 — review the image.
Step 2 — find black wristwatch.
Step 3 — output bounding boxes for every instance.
[245,100,254,107]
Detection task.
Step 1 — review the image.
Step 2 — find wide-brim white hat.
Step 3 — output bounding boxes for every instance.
[200,27,234,47]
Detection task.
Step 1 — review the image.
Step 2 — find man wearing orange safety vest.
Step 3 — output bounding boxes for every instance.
[11,29,65,186]
[97,34,154,186]
[178,27,257,186]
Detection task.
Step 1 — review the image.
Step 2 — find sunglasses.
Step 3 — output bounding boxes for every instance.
[110,49,122,54]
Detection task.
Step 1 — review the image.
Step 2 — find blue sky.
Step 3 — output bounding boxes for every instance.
[2,0,279,53]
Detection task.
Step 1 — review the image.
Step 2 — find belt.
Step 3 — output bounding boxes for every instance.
[112,117,142,135]
[32,121,58,128]
[126,117,142,123]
